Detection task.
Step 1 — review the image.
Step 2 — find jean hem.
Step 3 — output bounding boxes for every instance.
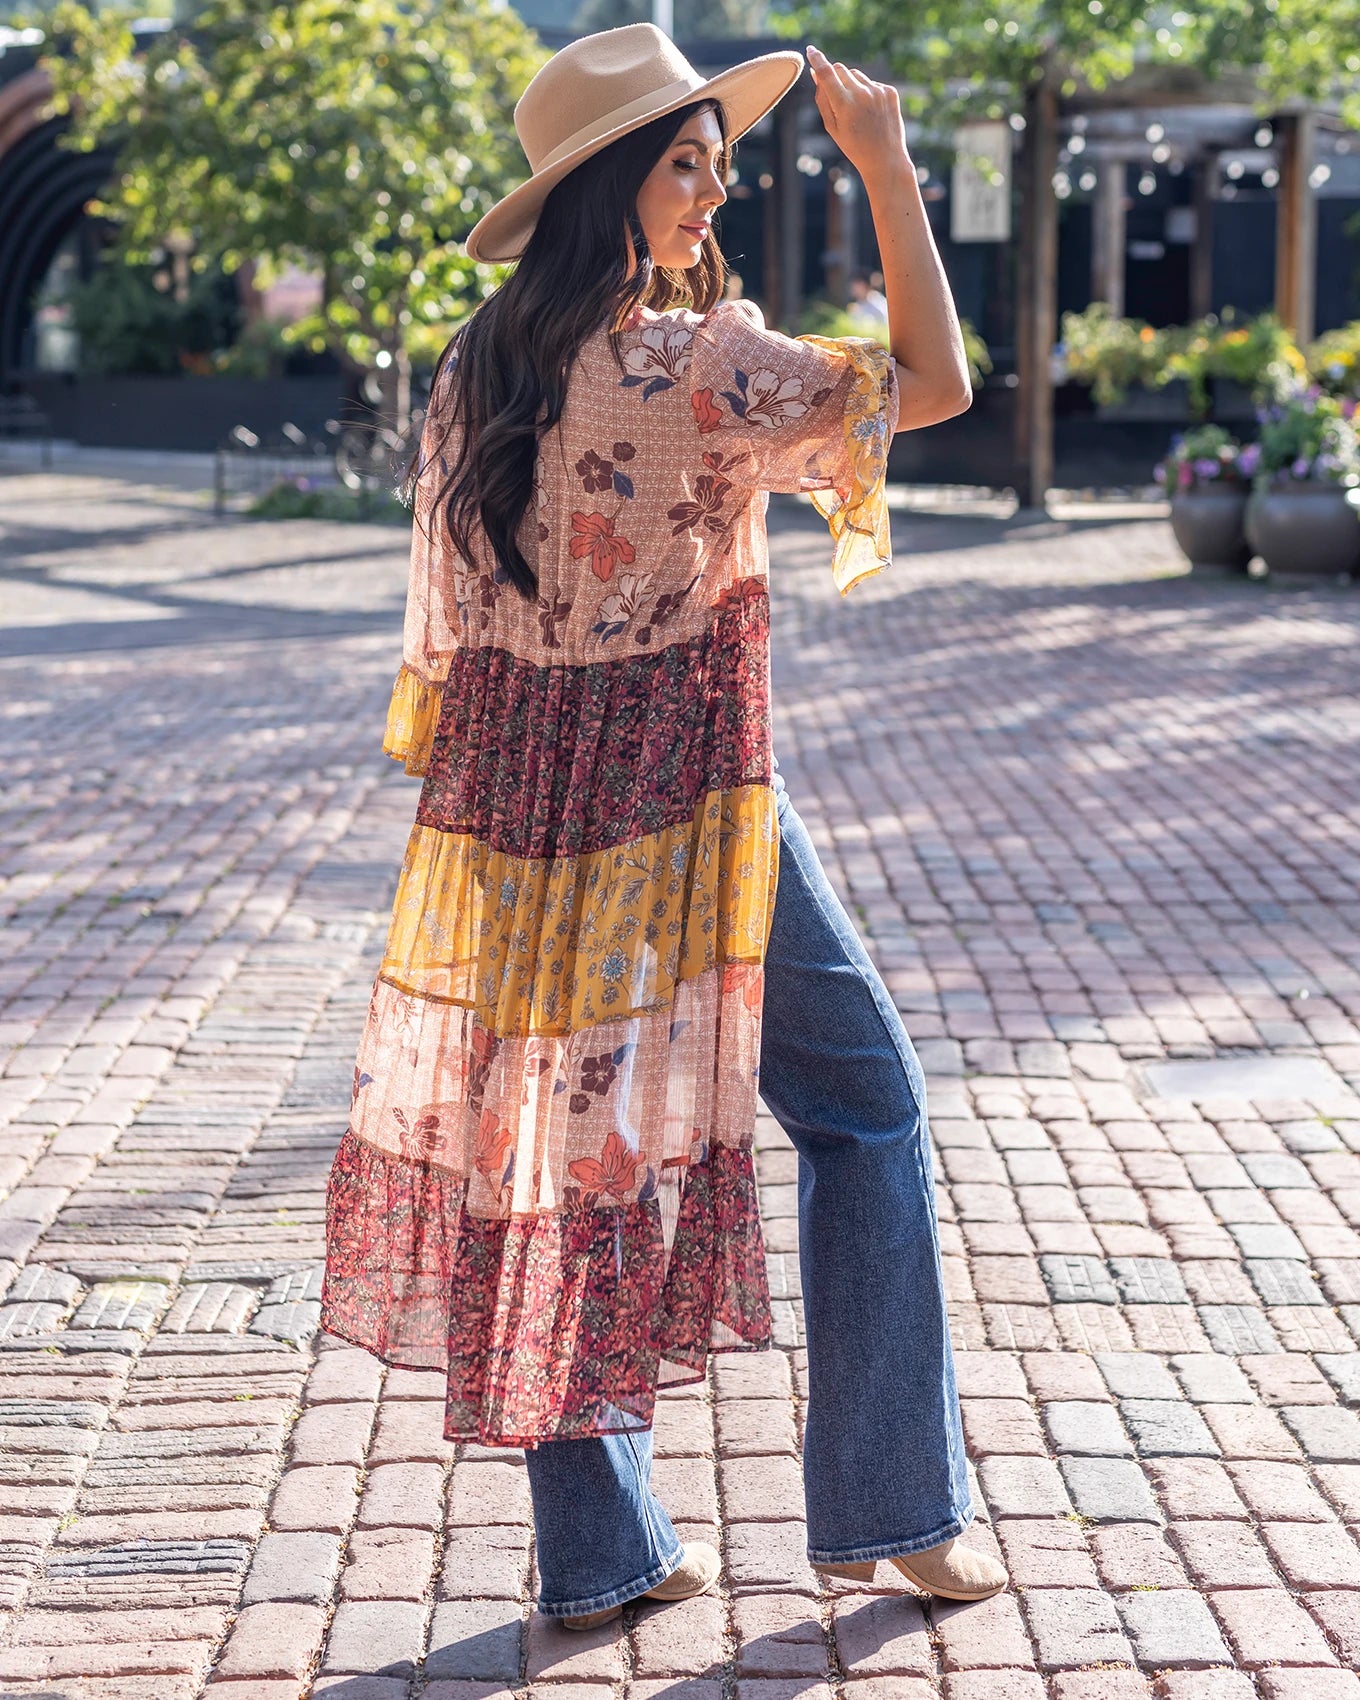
[536,1544,686,1618]
[807,1505,974,1566]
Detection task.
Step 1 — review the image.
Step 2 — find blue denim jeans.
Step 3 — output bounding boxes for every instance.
[525,758,972,1616]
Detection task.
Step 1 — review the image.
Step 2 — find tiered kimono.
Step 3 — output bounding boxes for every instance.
[321,294,899,1446]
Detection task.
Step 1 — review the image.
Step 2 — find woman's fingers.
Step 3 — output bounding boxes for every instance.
[807,45,906,175]
[808,46,847,92]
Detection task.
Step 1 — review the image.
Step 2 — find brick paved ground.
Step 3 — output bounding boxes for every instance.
[2,459,1360,1700]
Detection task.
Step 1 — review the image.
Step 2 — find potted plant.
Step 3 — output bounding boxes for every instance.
[1059,303,1169,411]
[1162,310,1306,422]
[1243,388,1360,578]
[1155,424,1252,572]
[1307,321,1360,404]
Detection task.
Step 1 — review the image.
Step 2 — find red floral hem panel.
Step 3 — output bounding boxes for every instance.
[320,1126,771,1447]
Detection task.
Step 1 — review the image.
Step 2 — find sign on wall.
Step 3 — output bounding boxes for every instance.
[951,121,1013,243]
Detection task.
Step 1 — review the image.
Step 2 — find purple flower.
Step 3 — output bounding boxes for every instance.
[1192,457,1221,481]
[1237,443,1261,476]
[1291,455,1313,479]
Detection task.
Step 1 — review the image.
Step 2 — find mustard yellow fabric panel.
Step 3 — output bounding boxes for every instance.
[380,783,778,1037]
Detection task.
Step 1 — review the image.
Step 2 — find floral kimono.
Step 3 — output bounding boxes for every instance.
[320,295,899,1446]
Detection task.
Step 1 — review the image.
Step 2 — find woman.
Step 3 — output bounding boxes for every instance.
[321,20,1008,1631]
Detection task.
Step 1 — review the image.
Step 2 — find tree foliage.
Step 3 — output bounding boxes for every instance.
[777,0,1360,124]
[573,0,773,36]
[42,0,548,374]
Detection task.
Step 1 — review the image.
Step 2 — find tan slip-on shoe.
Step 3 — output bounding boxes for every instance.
[561,1541,723,1631]
[815,1536,1009,1602]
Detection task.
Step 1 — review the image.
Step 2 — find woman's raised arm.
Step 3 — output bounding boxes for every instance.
[807,43,973,431]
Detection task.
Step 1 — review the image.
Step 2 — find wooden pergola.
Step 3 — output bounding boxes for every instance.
[1013,67,1349,506]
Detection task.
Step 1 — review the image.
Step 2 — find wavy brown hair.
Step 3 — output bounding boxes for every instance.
[404,96,732,600]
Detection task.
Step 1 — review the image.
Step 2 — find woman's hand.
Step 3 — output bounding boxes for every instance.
[805,44,910,184]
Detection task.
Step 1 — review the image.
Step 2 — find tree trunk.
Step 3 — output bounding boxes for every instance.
[1012,63,1058,512]
[376,344,413,445]
[1274,112,1317,345]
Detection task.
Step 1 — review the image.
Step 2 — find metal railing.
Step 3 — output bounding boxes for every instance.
[212,413,422,515]
[0,391,54,467]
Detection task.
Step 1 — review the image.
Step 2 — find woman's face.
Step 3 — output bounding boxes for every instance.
[627,105,728,276]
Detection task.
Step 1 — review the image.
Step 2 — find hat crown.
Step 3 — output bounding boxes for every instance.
[515,24,705,174]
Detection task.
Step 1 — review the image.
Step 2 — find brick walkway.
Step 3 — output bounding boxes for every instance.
[2,462,1360,1700]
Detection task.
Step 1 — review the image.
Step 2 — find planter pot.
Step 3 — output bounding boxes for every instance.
[1169,487,1251,572]
[1207,377,1258,423]
[1245,481,1360,578]
[1094,378,1191,424]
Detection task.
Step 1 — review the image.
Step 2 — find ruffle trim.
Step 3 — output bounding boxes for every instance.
[796,333,897,595]
[383,662,445,777]
[321,1127,772,1446]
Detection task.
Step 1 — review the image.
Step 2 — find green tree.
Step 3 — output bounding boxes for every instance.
[777,0,1359,503]
[573,0,773,37]
[42,0,548,432]
[773,0,1359,123]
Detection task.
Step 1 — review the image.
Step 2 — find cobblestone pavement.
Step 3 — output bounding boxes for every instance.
[3,461,1360,1700]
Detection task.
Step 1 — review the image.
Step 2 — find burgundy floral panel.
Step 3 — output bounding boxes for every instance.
[321,1124,771,1446]
[418,582,772,859]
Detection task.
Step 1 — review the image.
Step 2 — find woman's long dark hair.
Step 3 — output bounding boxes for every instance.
[405,96,732,600]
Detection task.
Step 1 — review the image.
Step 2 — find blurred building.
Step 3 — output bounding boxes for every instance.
[2,4,1357,468]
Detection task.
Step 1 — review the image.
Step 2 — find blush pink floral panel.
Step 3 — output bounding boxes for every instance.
[320,295,899,1446]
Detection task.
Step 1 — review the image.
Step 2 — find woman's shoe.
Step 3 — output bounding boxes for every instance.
[561,1541,723,1631]
[815,1537,1009,1602]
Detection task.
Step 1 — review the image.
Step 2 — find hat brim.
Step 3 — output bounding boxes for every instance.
[463,48,804,265]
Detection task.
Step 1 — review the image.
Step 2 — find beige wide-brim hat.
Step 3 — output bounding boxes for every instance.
[464,22,804,265]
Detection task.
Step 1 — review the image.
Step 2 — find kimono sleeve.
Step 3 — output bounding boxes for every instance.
[690,296,900,593]
[384,378,464,777]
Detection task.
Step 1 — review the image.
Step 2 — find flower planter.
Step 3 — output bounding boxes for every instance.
[1245,481,1360,578]
[1206,377,1259,423]
[1094,379,1191,424]
[1169,488,1251,572]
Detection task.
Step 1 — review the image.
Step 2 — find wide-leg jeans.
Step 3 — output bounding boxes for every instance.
[525,759,973,1617]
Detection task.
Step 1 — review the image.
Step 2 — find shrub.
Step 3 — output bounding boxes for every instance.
[1307,322,1360,402]
[1153,423,1245,500]
[247,476,411,523]
[1239,387,1360,490]
[1163,310,1306,418]
[1059,303,1166,407]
